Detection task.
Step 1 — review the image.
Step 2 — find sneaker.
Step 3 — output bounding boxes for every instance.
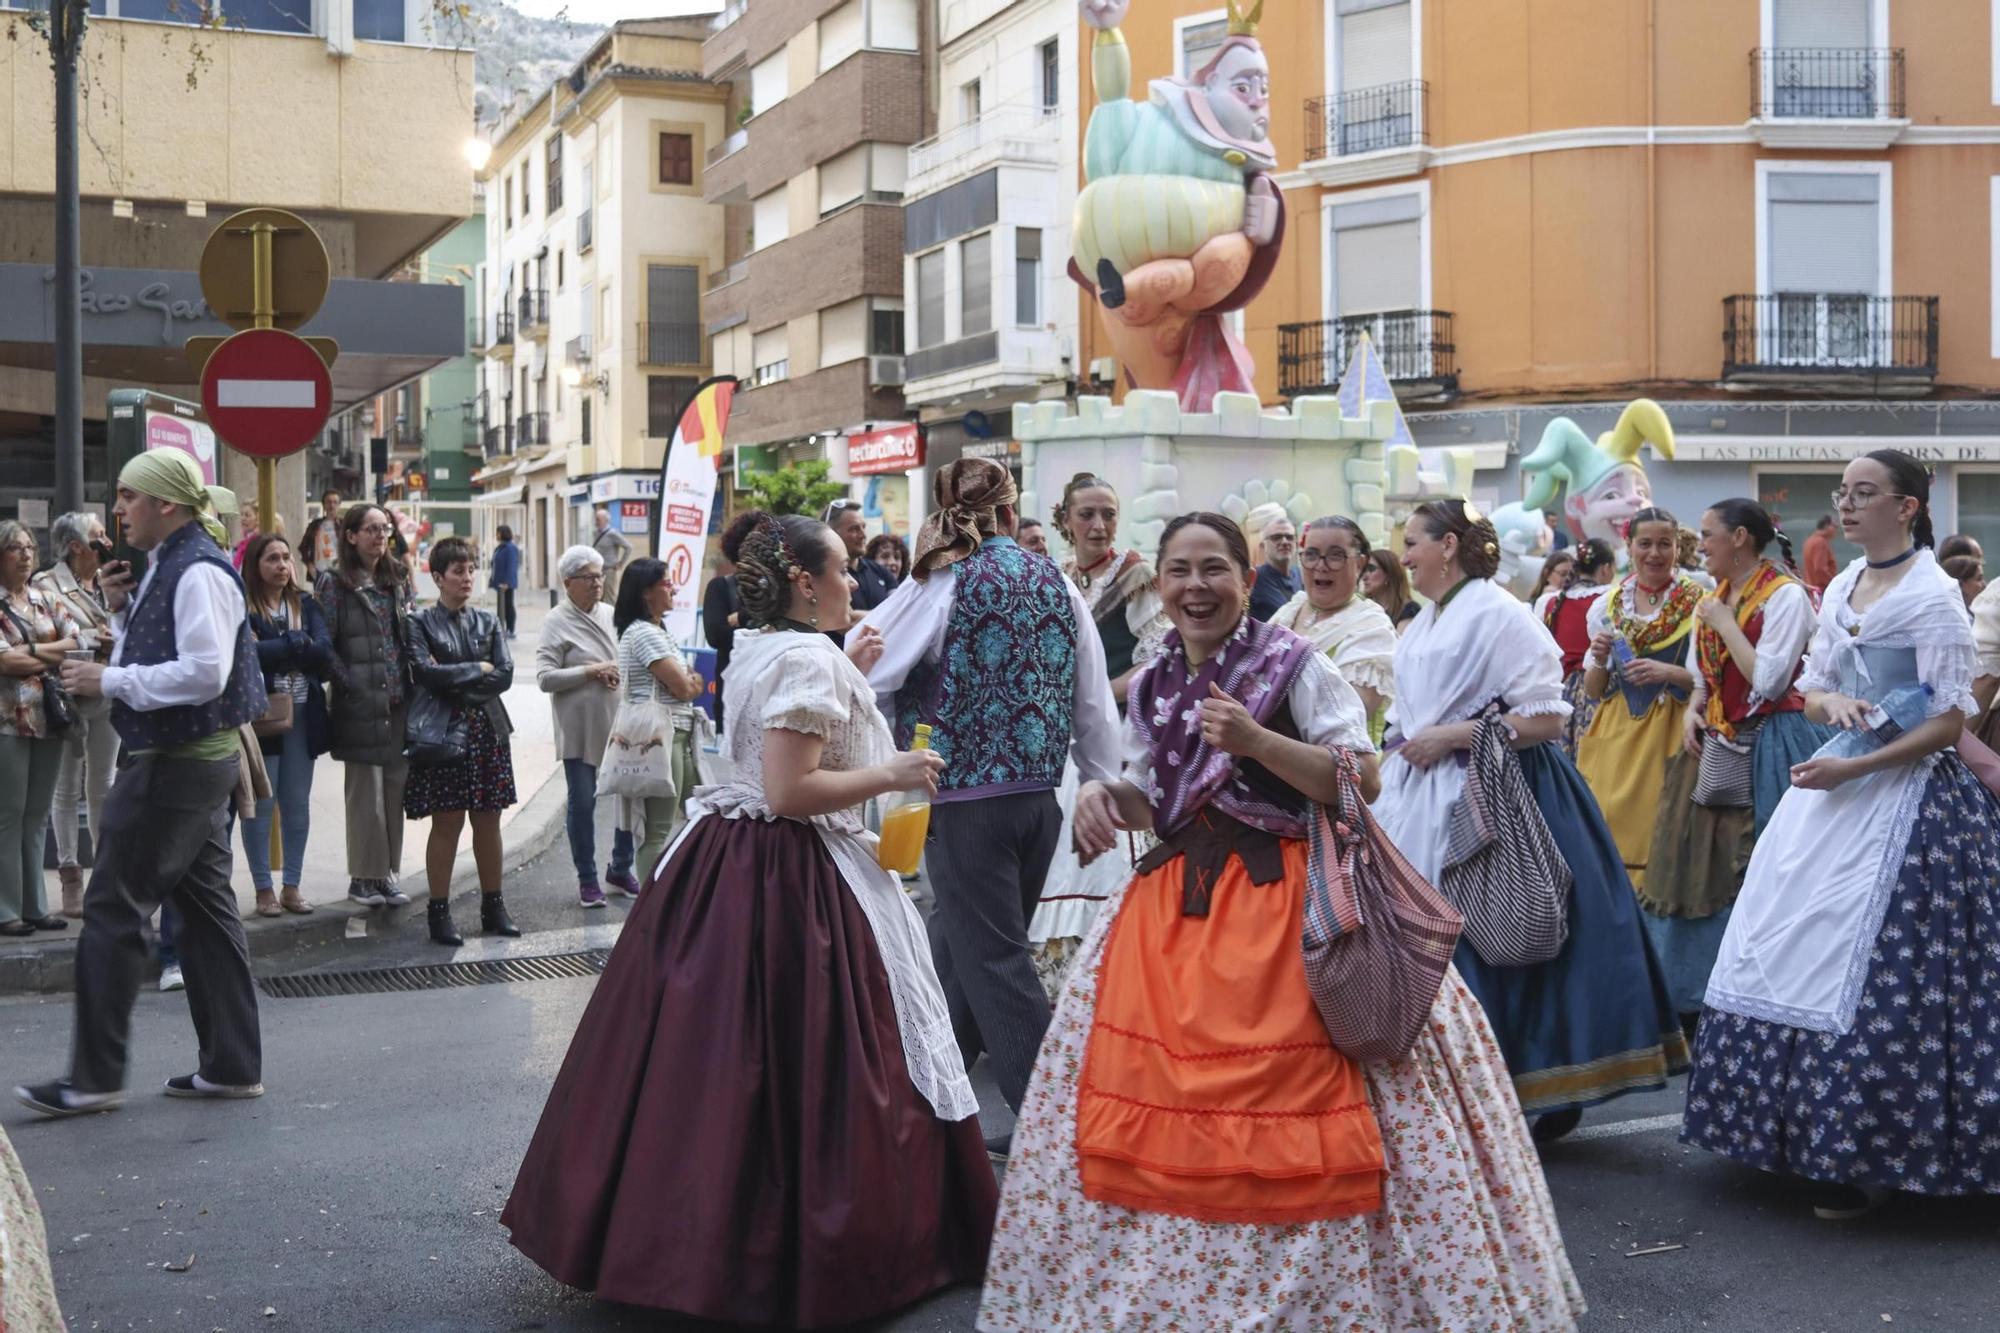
[163,1073,264,1100]
[579,881,607,910]
[983,1129,1013,1161]
[159,964,185,993]
[15,1080,124,1119]
[380,881,412,907]
[604,870,640,898]
[346,880,386,907]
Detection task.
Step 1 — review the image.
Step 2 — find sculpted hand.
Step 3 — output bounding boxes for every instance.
[1243,180,1279,246]
[1080,0,1130,29]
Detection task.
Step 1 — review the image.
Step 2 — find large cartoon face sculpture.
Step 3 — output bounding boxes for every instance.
[1202,43,1271,145]
[1520,401,1676,549]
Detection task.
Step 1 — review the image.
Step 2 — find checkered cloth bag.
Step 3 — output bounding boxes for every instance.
[1439,705,1573,967]
[1301,750,1464,1063]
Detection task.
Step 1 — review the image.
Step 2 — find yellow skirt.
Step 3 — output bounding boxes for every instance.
[1574,690,1687,893]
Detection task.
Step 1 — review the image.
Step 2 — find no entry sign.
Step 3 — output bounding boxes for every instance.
[198,327,332,459]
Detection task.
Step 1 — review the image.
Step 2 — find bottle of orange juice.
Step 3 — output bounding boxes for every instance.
[877,724,934,875]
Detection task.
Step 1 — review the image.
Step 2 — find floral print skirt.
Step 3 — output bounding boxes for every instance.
[1681,756,2000,1194]
[978,881,1585,1332]
[404,707,518,818]
[1,1124,64,1332]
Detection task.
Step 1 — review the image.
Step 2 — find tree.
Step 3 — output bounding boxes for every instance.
[739,460,848,519]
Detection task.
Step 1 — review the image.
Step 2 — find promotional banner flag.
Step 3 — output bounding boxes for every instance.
[655,376,737,644]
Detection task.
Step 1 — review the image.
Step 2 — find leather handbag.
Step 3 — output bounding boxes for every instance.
[2,602,75,736]
[253,689,295,739]
[1439,705,1573,968]
[403,683,467,767]
[1300,750,1464,1063]
[1692,717,1761,808]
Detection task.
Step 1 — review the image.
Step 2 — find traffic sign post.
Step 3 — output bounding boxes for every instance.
[188,208,340,532]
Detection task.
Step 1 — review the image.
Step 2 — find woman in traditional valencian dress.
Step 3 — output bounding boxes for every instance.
[1269,515,1399,745]
[1026,473,1169,998]
[505,513,996,1327]
[1374,501,1685,1141]
[0,1123,64,1331]
[1643,500,1829,1029]
[1537,537,1615,756]
[978,512,1583,1333]
[1573,508,1702,895]
[1682,451,2000,1221]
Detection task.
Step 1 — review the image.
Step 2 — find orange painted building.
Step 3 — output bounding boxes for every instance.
[1085,1,2000,552]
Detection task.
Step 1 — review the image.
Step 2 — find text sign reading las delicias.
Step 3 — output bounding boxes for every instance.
[846,423,924,476]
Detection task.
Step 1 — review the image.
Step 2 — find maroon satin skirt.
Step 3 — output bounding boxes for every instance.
[502,815,997,1328]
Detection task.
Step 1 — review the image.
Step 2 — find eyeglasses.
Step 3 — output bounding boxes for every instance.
[1830,487,1907,511]
[1299,547,1352,569]
[357,524,392,536]
[1263,533,1296,546]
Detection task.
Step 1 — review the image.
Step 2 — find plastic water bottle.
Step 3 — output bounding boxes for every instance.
[1813,683,1933,761]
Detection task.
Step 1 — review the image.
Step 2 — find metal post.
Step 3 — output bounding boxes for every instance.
[250,222,278,526]
[51,0,86,521]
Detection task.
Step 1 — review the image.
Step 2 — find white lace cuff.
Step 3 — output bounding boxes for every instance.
[1510,698,1573,719]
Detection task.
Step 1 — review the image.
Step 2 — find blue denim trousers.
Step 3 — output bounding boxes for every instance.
[238,723,316,892]
[564,758,634,885]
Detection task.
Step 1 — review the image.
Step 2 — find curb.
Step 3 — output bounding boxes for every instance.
[0,769,570,998]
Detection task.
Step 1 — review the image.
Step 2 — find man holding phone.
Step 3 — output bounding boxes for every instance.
[15,449,267,1119]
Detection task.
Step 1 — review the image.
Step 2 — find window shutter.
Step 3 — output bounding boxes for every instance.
[917,251,946,348]
[1768,174,1879,293]
[1335,219,1421,315]
[1774,0,1869,49]
[962,233,993,336]
[1340,0,1412,93]
[818,146,866,215]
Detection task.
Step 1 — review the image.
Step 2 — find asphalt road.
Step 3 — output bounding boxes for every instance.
[5,822,1997,1333]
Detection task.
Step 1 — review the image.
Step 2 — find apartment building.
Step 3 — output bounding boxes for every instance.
[701,0,929,534]
[472,17,727,589]
[901,0,1081,493]
[0,0,474,539]
[1108,0,2000,553]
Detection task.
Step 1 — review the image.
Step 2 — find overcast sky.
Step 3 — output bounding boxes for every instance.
[510,0,720,23]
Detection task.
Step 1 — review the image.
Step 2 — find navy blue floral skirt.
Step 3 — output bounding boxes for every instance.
[1681,756,2000,1195]
[405,706,518,817]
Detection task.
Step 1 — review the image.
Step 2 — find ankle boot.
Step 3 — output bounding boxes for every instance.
[480,892,521,938]
[59,866,84,919]
[427,898,462,947]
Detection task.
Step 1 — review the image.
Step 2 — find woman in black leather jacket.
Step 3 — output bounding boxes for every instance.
[403,536,518,946]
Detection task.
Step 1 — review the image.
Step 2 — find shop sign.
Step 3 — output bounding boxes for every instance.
[1676,438,2000,464]
[963,438,1022,462]
[848,423,925,476]
[590,474,665,502]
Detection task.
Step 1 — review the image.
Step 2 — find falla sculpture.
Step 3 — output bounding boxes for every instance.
[1074,0,1285,411]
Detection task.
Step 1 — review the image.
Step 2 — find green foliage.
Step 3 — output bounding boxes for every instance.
[738,460,847,519]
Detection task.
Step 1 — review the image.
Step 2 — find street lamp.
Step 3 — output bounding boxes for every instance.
[463,138,493,172]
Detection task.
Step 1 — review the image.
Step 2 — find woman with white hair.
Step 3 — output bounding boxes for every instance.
[1245,502,1301,621]
[537,544,637,909]
[33,510,118,918]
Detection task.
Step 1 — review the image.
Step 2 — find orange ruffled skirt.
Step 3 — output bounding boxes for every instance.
[1076,838,1385,1223]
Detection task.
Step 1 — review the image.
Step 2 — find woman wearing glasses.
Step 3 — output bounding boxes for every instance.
[1683,451,2000,1220]
[1268,516,1398,745]
[316,504,417,909]
[1644,498,1829,1034]
[0,522,80,937]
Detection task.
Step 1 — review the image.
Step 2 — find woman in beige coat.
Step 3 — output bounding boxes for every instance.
[537,545,634,909]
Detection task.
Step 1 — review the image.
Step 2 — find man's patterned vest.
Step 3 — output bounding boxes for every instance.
[111,521,266,753]
[895,537,1078,802]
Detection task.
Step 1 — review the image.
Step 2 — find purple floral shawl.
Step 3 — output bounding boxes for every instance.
[1130,616,1318,840]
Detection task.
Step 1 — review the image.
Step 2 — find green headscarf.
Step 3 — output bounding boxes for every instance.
[119,450,229,545]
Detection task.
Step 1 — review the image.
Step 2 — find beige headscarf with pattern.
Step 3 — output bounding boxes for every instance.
[912,457,1020,580]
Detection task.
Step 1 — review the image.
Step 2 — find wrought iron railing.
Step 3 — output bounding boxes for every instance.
[1277,311,1456,397]
[1305,80,1428,161]
[516,411,550,447]
[1751,48,1904,119]
[516,290,550,329]
[483,423,513,457]
[1722,294,1936,379]
[462,417,484,450]
[637,321,704,366]
[489,311,514,348]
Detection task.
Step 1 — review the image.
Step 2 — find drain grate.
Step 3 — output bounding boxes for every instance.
[258,949,611,999]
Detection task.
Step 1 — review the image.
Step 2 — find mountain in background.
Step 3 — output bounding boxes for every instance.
[439,0,607,126]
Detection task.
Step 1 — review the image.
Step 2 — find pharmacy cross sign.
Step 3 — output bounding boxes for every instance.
[197,327,333,459]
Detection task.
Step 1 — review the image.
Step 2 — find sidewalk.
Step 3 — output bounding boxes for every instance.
[4,589,571,993]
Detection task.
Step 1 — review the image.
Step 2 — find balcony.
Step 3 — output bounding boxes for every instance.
[638,321,705,367]
[907,104,1060,199]
[706,127,748,167]
[483,422,513,458]
[906,330,999,384]
[484,310,515,360]
[1749,48,1908,149]
[461,417,484,451]
[707,259,747,293]
[1721,294,1937,393]
[730,359,908,448]
[703,0,748,79]
[566,334,592,368]
[517,290,550,337]
[517,411,551,447]
[1300,81,1430,188]
[1277,311,1457,401]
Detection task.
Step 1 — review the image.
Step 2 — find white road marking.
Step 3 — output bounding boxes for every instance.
[1565,1111,1685,1142]
[217,379,316,409]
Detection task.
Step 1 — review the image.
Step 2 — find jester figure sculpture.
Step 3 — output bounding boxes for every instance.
[1520,399,1679,547]
[1075,0,1284,411]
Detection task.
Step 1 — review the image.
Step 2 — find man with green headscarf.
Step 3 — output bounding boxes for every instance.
[15,448,268,1120]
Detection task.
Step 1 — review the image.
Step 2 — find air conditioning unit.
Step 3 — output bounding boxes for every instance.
[868,355,905,388]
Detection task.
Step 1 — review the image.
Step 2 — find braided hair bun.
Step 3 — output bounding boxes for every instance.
[736,511,834,629]
[1413,499,1502,580]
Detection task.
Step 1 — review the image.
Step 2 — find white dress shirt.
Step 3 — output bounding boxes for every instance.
[862,560,1122,786]
[103,554,245,712]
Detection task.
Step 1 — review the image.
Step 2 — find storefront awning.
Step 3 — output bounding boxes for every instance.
[473,486,525,506]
